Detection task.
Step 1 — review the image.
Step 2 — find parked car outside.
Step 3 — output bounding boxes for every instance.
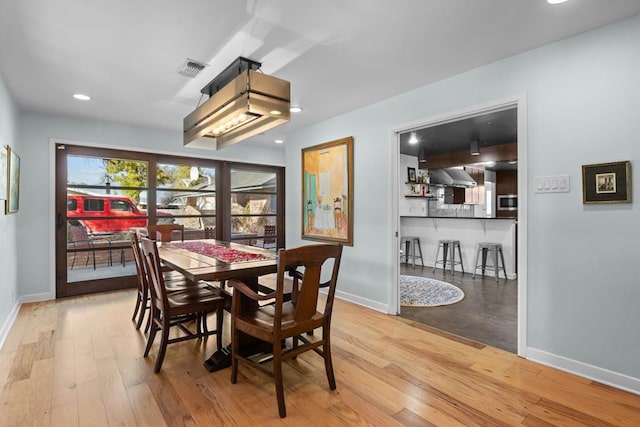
[67,194,173,233]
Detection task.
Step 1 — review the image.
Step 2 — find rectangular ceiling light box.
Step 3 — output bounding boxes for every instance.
[183,60,290,150]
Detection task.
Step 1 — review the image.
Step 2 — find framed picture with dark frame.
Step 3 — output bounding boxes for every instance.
[407,167,416,183]
[0,146,7,203]
[582,160,631,204]
[302,136,354,246]
[6,145,20,214]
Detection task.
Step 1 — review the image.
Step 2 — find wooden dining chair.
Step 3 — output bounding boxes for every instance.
[147,224,184,242]
[140,237,226,373]
[130,232,195,331]
[204,226,216,239]
[229,243,343,418]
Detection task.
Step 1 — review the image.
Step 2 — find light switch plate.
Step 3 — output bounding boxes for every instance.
[534,175,570,193]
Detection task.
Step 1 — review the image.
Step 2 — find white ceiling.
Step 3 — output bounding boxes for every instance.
[2,0,640,149]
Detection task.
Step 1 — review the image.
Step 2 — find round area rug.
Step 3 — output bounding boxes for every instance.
[400,275,465,307]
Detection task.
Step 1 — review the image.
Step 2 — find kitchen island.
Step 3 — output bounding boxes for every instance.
[400,216,517,279]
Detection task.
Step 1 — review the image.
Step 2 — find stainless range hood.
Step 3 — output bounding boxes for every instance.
[429,168,477,188]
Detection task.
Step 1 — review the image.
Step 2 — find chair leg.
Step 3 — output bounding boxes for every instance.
[132,292,142,323]
[154,319,171,373]
[230,328,239,384]
[472,246,480,278]
[134,288,148,330]
[144,309,152,334]
[144,319,158,358]
[273,342,286,418]
[323,328,336,390]
[457,243,464,275]
[216,309,223,350]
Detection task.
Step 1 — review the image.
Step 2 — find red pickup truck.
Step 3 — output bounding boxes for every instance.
[67,194,172,233]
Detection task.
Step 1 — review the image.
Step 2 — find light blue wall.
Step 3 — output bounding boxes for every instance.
[6,11,639,391]
[285,14,640,381]
[17,111,285,297]
[0,73,20,341]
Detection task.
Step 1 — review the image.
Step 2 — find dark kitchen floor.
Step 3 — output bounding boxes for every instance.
[400,263,517,353]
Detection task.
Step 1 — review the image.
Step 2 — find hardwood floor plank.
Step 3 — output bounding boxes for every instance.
[52,338,77,409]
[29,358,55,426]
[95,356,137,427]
[50,402,79,427]
[1,289,639,425]
[126,382,168,427]
[393,407,437,427]
[77,379,109,427]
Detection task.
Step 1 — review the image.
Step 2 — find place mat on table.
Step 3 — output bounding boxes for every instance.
[172,241,274,263]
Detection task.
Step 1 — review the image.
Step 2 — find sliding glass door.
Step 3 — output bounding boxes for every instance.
[55,144,284,298]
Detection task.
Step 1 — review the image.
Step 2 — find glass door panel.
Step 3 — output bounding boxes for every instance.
[57,147,147,296]
[230,169,278,249]
[156,163,216,239]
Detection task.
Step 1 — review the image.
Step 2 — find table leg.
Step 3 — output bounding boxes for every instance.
[204,275,267,373]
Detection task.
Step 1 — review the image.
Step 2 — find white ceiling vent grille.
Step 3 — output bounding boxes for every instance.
[178,59,208,78]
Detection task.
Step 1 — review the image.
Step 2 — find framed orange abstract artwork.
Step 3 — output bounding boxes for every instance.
[302,136,354,245]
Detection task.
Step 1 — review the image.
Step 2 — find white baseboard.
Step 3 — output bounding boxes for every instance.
[335,289,389,313]
[0,300,21,351]
[527,347,640,396]
[19,292,53,304]
[0,292,53,351]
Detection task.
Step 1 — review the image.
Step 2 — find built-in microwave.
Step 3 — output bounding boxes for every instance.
[497,194,517,211]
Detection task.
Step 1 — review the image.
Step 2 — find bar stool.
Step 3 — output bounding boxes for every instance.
[400,236,424,268]
[472,242,507,282]
[433,240,464,275]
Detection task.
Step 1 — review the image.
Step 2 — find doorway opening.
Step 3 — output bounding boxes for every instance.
[392,97,527,355]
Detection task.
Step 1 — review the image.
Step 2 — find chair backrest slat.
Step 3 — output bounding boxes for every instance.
[140,237,169,311]
[275,244,343,329]
[130,232,147,294]
[147,224,185,242]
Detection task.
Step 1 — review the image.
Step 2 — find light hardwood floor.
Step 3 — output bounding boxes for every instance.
[1,289,639,426]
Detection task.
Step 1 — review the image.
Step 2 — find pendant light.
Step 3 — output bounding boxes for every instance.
[470,140,480,156]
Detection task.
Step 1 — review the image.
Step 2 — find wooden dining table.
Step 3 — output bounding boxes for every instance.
[157,238,277,283]
[156,239,278,372]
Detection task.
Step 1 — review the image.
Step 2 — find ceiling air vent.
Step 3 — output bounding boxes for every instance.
[178,59,208,78]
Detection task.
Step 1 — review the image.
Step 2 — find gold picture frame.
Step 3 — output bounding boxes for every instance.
[302,136,354,246]
[582,160,631,204]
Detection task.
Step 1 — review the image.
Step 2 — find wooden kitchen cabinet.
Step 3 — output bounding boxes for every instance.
[464,166,485,205]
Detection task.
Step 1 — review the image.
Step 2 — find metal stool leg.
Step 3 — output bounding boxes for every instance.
[442,243,449,272]
[493,247,499,282]
[449,244,455,275]
[415,239,424,267]
[499,247,507,280]
[410,240,416,268]
[433,243,441,273]
[472,246,480,278]
[481,248,488,276]
[456,242,464,275]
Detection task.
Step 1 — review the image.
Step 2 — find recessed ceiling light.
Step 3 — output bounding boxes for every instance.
[547,0,568,4]
[72,93,91,101]
[289,106,303,113]
[274,139,284,144]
